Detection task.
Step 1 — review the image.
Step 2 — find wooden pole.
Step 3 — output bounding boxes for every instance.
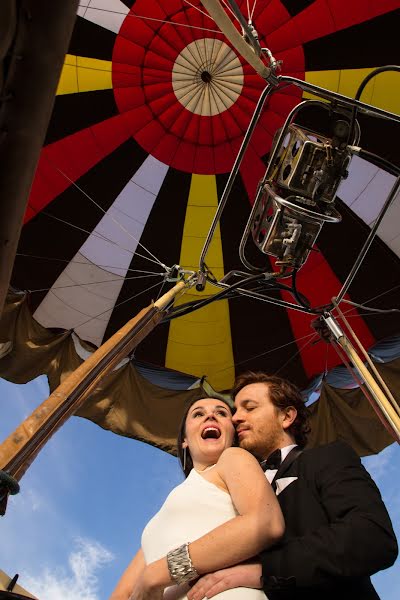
[324,315,400,443]
[337,336,400,441]
[200,0,271,79]
[0,281,186,513]
[334,302,400,419]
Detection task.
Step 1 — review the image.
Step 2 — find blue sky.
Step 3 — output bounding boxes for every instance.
[0,376,399,600]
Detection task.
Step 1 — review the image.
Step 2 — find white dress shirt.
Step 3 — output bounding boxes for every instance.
[264,444,297,483]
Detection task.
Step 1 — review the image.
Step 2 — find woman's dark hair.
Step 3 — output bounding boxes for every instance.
[177,396,234,478]
[232,372,310,448]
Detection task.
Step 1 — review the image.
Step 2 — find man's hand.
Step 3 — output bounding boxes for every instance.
[187,563,262,599]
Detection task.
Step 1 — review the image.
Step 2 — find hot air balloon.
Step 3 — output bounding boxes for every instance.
[1,0,399,467]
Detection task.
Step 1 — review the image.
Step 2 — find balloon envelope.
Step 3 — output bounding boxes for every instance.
[8,0,400,392]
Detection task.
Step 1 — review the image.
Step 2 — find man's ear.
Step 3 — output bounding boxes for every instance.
[281,406,297,430]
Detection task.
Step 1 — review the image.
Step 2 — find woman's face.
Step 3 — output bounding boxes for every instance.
[183,398,235,468]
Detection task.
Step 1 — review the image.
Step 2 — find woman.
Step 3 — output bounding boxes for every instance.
[110,397,284,600]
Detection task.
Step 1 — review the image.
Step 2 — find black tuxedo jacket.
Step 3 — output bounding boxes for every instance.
[259,441,398,600]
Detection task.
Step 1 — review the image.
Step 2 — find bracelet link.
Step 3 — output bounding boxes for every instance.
[167,542,199,585]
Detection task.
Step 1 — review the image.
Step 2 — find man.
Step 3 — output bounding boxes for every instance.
[187,372,398,600]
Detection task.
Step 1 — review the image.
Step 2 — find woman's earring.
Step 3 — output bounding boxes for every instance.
[183,447,187,471]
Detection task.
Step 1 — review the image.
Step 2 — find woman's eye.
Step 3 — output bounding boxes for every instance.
[217,410,229,416]
[192,411,203,417]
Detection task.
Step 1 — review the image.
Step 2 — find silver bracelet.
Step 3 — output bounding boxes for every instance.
[167,542,199,585]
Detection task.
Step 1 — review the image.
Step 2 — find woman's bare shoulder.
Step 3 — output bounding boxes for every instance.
[217,446,260,470]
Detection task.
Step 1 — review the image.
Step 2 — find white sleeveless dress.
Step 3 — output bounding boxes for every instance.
[141,468,267,600]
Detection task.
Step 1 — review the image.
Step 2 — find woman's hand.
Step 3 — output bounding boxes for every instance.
[128,565,165,600]
[187,563,262,599]
[128,559,170,600]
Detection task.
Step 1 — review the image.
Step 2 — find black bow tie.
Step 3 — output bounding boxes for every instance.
[260,448,282,471]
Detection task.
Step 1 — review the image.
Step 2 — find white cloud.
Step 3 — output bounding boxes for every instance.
[22,487,46,513]
[22,537,114,600]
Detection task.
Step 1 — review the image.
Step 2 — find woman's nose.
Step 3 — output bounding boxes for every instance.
[205,412,217,420]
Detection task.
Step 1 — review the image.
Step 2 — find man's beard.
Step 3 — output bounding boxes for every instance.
[238,427,282,460]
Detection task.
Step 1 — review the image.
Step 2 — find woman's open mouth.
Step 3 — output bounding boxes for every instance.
[201,426,221,440]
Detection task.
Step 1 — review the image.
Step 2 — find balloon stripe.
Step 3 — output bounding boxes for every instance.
[303,10,399,71]
[280,0,314,17]
[15,139,147,312]
[33,156,170,346]
[107,166,193,358]
[251,0,291,37]
[57,55,113,95]
[45,90,118,146]
[265,1,399,53]
[319,170,400,340]
[25,113,137,223]
[166,174,235,390]
[78,0,129,33]
[15,0,400,392]
[304,69,400,115]
[217,169,309,386]
[69,14,116,60]
[110,1,304,173]
[281,255,375,378]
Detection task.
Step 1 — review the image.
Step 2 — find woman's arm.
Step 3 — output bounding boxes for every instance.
[109,548,145,600]
[141,447,284,594]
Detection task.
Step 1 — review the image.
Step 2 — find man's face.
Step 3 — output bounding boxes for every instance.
[232,382,286,459]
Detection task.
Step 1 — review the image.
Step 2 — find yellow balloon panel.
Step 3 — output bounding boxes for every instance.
[57,55,112,95]
[305,68,400,114]
[166,174,234,390]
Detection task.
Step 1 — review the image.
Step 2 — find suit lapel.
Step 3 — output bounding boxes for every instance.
[272,446,303,491]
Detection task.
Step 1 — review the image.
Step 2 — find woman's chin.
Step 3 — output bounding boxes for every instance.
[199,439,230,460]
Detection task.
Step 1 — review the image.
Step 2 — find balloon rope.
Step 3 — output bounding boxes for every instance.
[155,279,167,302]
[342,312,400,319]
[51,164,166,268]
[274,333,320,377]
[213,332,317,376]
[27,274,164,295]
[330,285,400,321]
[130,13,220,34]
[15,254,164,277]
[339,297,400,315]
[324,342,329,377]
[221,0,238,21]
[68,280,166,331]
[250,0,258,20]
[210,283,400,379]
[212,290,400,378]
[183,0,213,20]
[40,209,164,269]
[360,283,400,307]
[38,159,168,270]
[78,4,221,34]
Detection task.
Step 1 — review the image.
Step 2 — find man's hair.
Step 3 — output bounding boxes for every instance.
[232,372,310,448]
